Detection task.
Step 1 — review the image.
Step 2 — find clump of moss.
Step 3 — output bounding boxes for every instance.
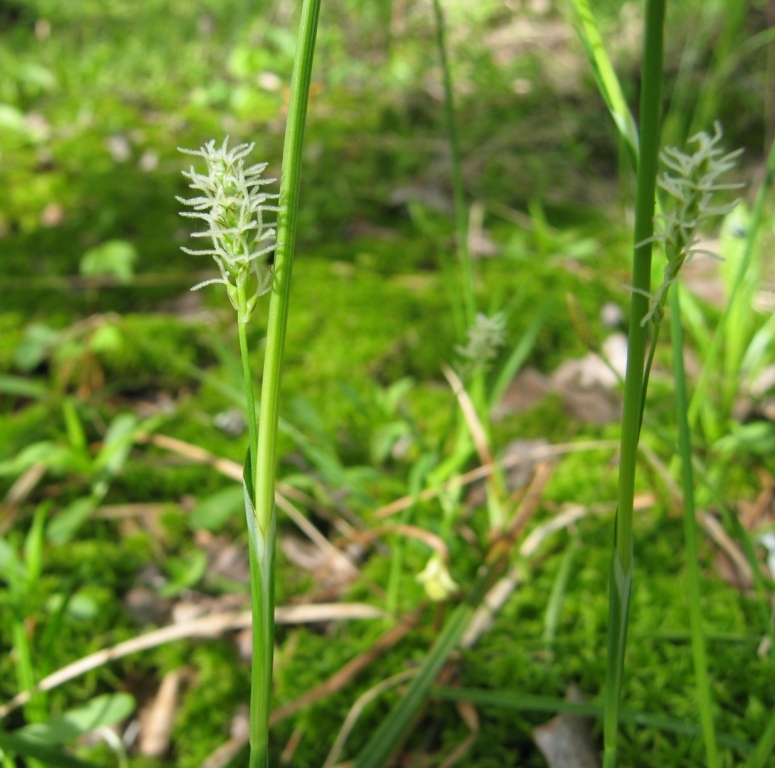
[94,314,214,393]
[0,313,26,370]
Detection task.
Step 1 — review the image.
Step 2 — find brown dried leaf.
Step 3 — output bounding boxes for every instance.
[139,669,181,758]
[533,685,599,768]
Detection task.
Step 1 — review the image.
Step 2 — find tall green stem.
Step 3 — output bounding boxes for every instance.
[431,0,475,335]
[603,2,665,767]
[255,0,322,523]
[247,1,321,765]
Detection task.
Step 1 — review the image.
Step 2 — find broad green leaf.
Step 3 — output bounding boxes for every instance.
[0,537,25,588]
[46,591,99,621]
[79,240,137,284]
[160,549,208,598]
[46,497,97,545]
[0,730,100,768]
[18,693,135,745]
[14,323,61,372]
[0,374,48,399]
[0,441,82,478]
[190,485,243,531]
[0,104,26,134]
[23,504,48,587]
[93,413,139,475]
[88,322,124,354]
[62,398,88,453]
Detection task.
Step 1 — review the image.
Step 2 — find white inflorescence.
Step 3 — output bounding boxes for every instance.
[455,312,507,379]
[177,138,280,320]
[634,122,743,326]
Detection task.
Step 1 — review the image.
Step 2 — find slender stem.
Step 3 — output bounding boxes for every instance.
[255,0,321,529]
[669,286,718,768]
[237,277,258,490]
[603,2,665,766]
[616,0,664,576]
[246,1,321,765]
[431,0,476,335]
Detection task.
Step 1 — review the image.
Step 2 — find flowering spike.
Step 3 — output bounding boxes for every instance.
[178,138,280,317]
[634,122,743,326]
[455,312,506,380]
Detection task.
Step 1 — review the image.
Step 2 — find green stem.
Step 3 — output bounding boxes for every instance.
[255,0,321,528]
[246,1,321,765]
[431,0,476,335]
[669,286,718,768]
[245,490,276,768]
[237,277,258,491]
[603,2,665,766]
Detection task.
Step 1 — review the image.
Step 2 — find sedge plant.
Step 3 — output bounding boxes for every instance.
[572,2,746,764]
[177,1,321,764]
[602,3,665,764]
[645,124,743,768]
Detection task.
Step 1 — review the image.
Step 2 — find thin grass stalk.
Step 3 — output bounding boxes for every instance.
[668,286,718,768]
[353,602,474,768]
[237,284,259,491]
[430,0,494,510]
[603,2,665,767]
[431,0,476,334]
[247,1,321,765]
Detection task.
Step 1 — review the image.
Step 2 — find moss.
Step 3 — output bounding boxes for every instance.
[0,312,26,369]
[173,643,249,767]
[92,314,215,393]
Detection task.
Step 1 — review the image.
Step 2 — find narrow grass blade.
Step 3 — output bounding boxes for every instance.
[566,0,639,165]
[353,602,474,768]
[669,287,718,768]
[431,0,476,336]
[748,709,775,768]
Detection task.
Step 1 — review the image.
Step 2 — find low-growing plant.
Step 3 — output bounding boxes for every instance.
[176,1,321,764]
[2,2,774,767]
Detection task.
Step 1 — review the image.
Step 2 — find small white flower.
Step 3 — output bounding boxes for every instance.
[177,138,280,319]
[416,554,459,602]
[760,532,775,577]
